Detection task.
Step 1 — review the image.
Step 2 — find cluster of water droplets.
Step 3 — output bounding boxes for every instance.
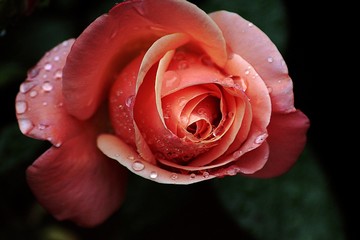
[126,154,211,181]
[15,40,72,147]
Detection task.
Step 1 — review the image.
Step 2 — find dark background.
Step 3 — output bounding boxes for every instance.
[1,0,356,239]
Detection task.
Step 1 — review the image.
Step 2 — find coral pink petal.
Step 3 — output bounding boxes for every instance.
[26,126,127,227]
[63,0,226,120]
[15,39,78,147]
[210,11,295,113]
[249,110,310,178]
[97,134,215,184]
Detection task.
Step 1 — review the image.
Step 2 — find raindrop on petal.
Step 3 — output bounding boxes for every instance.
[132,160,145,171]
[42,81,53,92]
[255,133,268,144]
[16,101,27,114]
[20,81,36,93]
[44,63,52,71]
[18,119,33,134]
[150,171,158,179]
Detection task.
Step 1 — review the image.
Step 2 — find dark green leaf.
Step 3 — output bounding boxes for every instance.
[213,148,346,240]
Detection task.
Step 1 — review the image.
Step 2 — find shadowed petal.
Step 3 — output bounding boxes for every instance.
[27,125,127,227]
[249,110,310,178]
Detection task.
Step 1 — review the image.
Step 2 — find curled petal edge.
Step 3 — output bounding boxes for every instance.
[97,134,216,184]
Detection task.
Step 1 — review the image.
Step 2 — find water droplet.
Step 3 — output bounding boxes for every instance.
[150,171,158,179]
[29,90,38,98]
[132,161,145,171]
[42,101,48,106]
[20,81,36,93]
[18,119,33,134]
[202,171,209,178]
[228,112,235,118]
[53,56,60,61]
[28,68,40,78]
[128,155,135,160]
[232,150,242,159]
[16,101,27,114]
[54,142,62,147]
[267,87,273,93]
[42,81,53,92]
[164,71,180,88]
[197,107,206,116]
[255,133,268,144]
[244,70,250,75]
[38,124,49,130]
[190,173,196,179]
[44,63,52,71]
[226,168,237,176]
[178,97,187,107]
[248,22,254,27]
[170,173,178,180]
[267,57,274,63]
[62,41,69,46]
[125,95,135,108]
[177,60,189,70]
[54,70,62,79]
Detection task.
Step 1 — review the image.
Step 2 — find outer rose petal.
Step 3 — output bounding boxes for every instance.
[63,0,227,120]
[15,39,77,147]
[210,11,295,113]
[27,125,127,227]
[249,110,310,178]
[97,134,216,184]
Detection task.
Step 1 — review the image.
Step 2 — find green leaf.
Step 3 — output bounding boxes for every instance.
[213,148,346,240]
[195,0,288,53]
[0,124,45,175]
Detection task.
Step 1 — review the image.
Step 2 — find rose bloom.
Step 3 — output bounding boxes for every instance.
[15,0,309,227]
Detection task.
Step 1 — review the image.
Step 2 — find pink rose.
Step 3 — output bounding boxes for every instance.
[15,0,310,227]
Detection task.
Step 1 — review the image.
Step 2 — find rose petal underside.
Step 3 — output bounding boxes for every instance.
[210,11,295,113]
[27,122,127,227]
[63,0,227,121]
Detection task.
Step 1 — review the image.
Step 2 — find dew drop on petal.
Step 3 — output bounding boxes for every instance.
[255,133,268,144]
[29,90,38,98]
[20,81,36,93]
[190,173,196,179]
[54,70,62,80]
[267,57,274,63]
[170,173,178,180]
[18,119,33,134]
[232,150,242,159]
[53,56,60,61]
[44,63,52,71]
[202,171,210,178]
[16,101,27,114]
[28,68,40,78]
[132,161,145,171]
[164,71,180,88]
[125,95,135,108]
[42,81,53,92]
[150,171,158,179]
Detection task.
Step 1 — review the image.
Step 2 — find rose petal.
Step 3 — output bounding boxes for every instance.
[15,39,76,147]
[27,127,127,227]
[210,11,295,113]
[249,110,310,178]
[97,134,215,184]
[63,0,227,120]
